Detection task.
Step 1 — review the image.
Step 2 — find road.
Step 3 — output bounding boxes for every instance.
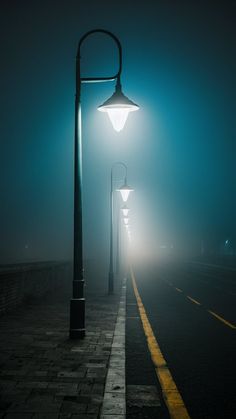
[126,259,236,419]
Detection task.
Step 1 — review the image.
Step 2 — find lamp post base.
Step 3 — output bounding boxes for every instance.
[69,328,86,339]
[69,298,85,339]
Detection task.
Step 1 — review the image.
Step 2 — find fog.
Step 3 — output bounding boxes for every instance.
[0,1,235,277]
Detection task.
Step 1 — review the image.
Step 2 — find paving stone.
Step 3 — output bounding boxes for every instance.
[34,371,48,377]
[78,383,93,394]
[60,401,87,413]
[32,414,59,419]
[4,414,34,419]
[100,416,125,419]
[71,415,97,419]
[8,401,61,413]
[86,403,100,414]
[84,363,106,368]
[0,284,121,419]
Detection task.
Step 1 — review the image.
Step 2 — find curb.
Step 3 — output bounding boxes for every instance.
[100,278,127,418]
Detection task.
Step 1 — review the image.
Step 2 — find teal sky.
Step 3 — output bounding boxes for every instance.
[0,0,235,264]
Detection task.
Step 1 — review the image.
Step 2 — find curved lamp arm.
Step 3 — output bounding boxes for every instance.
[77,29,122,85]
[111,161,128,185]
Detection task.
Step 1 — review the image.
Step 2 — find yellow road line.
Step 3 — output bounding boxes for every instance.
[186,296,201,306]
[171,284,235,330]
[130,266,190,419]
[208,310,236,329]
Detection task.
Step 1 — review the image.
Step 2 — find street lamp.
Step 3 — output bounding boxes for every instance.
[121,205,130,217]
[116,207,130,278]
[117,181,134,202]
[98,79,139,132]
[109,162,133,295]
[70,29,139,339]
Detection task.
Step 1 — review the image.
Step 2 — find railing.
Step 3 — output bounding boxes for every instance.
[0,261,72,316]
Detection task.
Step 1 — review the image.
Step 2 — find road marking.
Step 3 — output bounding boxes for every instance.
[100,279,126,418]
[165,278,235,330]
[186,296,201,306]
[208,310,236,330]
[130,267,190,419]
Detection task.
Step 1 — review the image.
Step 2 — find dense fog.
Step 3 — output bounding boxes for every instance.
[0,1,235,276]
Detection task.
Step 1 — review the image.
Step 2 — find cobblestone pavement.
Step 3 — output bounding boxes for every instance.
[0,284,121,419]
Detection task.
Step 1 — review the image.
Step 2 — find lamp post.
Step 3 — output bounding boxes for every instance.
[115,208,120,277]
[70,29,139,339]
[117,206,130,276]
[108,162,133,295]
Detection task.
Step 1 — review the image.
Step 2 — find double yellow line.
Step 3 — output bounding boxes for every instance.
[130,266,190,419]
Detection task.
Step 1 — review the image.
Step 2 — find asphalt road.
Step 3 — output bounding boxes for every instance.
[126,259,236,419]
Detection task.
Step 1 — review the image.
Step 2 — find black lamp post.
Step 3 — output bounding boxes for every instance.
[70,29,139,339]
[108,162,133,295]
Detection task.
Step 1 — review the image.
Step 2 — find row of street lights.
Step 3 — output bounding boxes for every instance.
[108,162,133,295]
[69,29,139,339]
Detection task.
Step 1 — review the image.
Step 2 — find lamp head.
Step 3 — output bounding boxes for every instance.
[121,205,130,217]
[117,181,134,202]
[98,79,139,132]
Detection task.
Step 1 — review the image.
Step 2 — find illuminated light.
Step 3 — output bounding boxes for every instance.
[105,107,130,132]
[98,80,139,132]
[117,182,134,202]
[124,218,129,225]
[121,205,130,217]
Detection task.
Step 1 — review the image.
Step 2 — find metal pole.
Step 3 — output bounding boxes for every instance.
[108,170,114,294]
[69,54,85,339]
[116,204,120,277]
[108,162,128,294]
[69,29,123,339]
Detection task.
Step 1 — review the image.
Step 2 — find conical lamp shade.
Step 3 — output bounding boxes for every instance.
[121,205,130,217]
[117,182,134,202]
[98,84,139,132]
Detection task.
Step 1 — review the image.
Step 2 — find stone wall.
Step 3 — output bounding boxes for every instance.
[0,262,71,315]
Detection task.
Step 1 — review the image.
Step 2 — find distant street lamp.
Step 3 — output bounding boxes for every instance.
[117,181,134,202]
[121,205,130,217]
[116,207,130,278]
[108,162,133,294]
[70,29,139,339]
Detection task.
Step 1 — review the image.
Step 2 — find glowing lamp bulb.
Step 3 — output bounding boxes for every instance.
[98,81,139,132]
[117,182,133,202]
[121,205,129,217]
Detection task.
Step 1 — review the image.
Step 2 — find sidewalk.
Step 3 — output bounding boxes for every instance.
[0,280,122,419]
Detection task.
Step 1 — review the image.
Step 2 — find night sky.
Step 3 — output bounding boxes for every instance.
[0,0,235,266]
